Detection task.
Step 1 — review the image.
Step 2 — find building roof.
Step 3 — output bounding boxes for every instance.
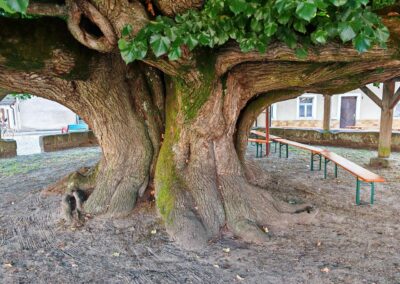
[0,95,16,106]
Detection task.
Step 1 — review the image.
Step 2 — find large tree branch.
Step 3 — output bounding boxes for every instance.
[229,60,400,102]
[0,67,73,104]
[27,1,67,17]
[152,0,204,17]
[360,86,383,108]
[216,17,400,77]
[0,17,95,80]
[309,68,400,96]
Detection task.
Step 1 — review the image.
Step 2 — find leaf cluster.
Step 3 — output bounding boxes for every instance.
[0,0,28,14]
[119,0,391,63]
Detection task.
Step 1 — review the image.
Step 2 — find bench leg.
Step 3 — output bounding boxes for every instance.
[334,164,338,178]
[324,158,329,179]
[279,143,282,158]
[356,178,361,205]
[319,154,322,171]
[310,153,314,171]
[286,144,289,158]
[274,141,277,153]
[370,182,375,205]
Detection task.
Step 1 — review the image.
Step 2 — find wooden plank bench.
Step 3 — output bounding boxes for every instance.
[320,150,384,205]
[274,138,325,171]
[247,138,271,158]
[250,130,281,154]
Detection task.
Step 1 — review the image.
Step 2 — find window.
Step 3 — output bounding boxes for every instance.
[297,95,316,119]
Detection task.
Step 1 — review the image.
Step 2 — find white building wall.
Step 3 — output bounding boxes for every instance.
[254,83,400,129]
[17,97,77,131]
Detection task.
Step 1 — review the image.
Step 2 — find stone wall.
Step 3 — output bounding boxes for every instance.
[268,127,400,151]
[41,131,98,152]
[271,119,400,130]
[0,139,17,158]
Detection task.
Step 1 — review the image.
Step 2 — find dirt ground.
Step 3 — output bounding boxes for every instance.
[1,145,400,283]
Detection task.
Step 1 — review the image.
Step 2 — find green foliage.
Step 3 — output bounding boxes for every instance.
[372,0,396,9]
[0,0,29,14]
[119,0,392,63]
[9,93,32,100]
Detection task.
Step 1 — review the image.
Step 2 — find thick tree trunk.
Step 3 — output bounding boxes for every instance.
[378,81,395,158]
[155,61,314,250]
[0,54,164,217]
[70,58,163,217]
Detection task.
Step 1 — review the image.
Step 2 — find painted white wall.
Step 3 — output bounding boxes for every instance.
[253,82,400,128]
[17,97,77,131]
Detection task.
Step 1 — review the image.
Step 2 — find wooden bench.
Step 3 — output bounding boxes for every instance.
[248,129,384,205]
[273,138,325,171]
[247,138,271,158]
[320,150,384,205]
[250,130,281,155]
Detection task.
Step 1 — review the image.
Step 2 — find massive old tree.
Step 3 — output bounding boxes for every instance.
[0,0,399,249]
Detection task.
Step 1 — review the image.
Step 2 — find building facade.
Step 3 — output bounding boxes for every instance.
[0,96,78,132]
[254,83,400,130]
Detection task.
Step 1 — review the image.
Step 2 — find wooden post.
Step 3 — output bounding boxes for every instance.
[265,107,270,156]
[323,95,331,131]
[378,80,395,158]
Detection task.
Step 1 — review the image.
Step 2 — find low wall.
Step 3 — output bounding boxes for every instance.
[41,131,98,152]
[0,139,17,158]
[268,128,400,151]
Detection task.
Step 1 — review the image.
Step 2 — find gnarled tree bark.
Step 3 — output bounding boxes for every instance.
[1,1,400,250]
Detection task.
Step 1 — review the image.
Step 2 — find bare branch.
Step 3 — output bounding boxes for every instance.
[390,85,400,109]
[27,2,67,17]
[360,86,383,108]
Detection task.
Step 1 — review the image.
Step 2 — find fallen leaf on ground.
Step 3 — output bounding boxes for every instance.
[222,248,230,253]
[151,229,157,234]
[213,264,219,268]
[263,226,269,233]
[236,274,244,281]
[3,262,13,268]
[321,267,330,273]
[112,252,120,257]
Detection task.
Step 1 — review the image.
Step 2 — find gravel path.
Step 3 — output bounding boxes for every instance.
[1,146,400,283]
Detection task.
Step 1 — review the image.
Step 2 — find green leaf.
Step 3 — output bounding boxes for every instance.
[264,22,278,37]
[295,48,308,59]
[150,35,171,57]
[294,20,307,34]
[354,34,371,52]
[185,35,199,50]
[168,46,182,61]
[330,0,348,7]
[0,0,29,13]
[121,25,132,37]
[338,23,356,42]
[311,29,328,44]
[296,2,317,22]
[228,0,247,15]
[375,27,390,42]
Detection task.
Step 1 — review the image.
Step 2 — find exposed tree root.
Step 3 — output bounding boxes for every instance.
[42,165,98,196]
